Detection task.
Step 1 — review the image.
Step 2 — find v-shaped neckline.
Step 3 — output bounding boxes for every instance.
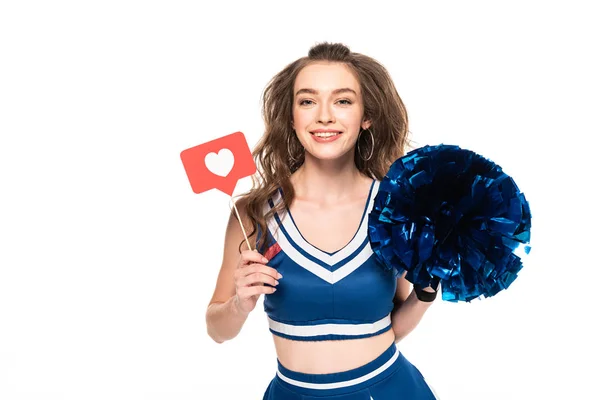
[280,179,376,256]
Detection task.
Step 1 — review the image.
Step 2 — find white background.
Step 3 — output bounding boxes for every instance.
[1,1,598,399]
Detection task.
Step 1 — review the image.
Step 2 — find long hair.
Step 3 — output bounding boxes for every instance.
[235,42,411,254]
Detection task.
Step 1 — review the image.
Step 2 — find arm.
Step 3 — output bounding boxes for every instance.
[206,197,280,343]
[390,272,437,342]
[205,197,262,344]
[206,295,252,344]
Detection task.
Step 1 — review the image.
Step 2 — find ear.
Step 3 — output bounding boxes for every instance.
[361,119,372,130]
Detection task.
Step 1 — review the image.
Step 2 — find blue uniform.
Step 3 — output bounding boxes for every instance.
[258,179,438,399]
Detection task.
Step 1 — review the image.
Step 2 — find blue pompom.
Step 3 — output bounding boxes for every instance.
[368,144,532,302]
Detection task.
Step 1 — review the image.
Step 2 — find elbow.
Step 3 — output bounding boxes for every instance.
[207,328,237,344]
[392,327,409,343]
[205,306,225,344]
[205,301,242,344]
[390,308,413,342]
[206,323,229,344]
[208,332,226,344]
[206,309,235,344]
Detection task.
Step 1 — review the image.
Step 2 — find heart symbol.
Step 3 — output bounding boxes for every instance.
[204,148,235,177]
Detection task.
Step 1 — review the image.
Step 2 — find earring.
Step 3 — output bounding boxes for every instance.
[358,127,374,161]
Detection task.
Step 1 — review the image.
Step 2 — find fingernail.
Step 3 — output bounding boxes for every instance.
[262,257,268,263]
[277,273,283,279]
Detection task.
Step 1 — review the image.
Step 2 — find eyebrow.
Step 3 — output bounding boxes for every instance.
[295,88,357,96]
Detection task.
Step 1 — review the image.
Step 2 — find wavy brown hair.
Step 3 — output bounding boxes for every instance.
[234,42,412,255]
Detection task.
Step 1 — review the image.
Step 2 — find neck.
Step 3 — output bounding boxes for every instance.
[291,152,369,203]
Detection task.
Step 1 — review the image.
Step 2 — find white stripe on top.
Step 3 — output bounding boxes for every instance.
[268,314,391,337]
[268,180,380,265]
[262,180,381,284]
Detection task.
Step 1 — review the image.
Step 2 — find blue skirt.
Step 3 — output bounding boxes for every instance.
[263,342,438,399]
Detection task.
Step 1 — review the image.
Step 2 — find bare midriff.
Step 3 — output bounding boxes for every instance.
[272,327,395,374]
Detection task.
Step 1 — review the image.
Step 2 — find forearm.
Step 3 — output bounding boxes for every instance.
[206,295,249,343]
[391,289,435,342]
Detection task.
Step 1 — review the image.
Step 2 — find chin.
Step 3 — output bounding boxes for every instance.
[308,150,351,161]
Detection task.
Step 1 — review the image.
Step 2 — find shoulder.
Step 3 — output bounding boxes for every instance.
[229,194,253,228]
[225,195,257,253]
[229,189,277,244]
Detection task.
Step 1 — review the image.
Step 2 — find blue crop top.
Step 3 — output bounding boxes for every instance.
[256,179,397,341]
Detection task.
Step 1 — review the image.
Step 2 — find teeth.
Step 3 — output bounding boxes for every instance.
[313,132,340,137]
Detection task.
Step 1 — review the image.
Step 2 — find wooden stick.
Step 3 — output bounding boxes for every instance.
[230,195,252,251]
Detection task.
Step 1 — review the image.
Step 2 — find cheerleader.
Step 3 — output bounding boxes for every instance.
[206,42,439,399]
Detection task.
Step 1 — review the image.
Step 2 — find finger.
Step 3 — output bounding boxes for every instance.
[239,285,277,298]
[239,263,282,280]
[239,272,279,288]
[241,249,269,265]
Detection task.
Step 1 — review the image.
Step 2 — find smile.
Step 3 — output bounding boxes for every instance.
[310,132,342,138]
[310,132,343,142]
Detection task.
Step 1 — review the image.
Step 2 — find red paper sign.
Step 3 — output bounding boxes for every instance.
[180,131,256,196]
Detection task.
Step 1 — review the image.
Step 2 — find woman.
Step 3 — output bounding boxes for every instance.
[206,42,439,399]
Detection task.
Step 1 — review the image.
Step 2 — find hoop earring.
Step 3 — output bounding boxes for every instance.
[358,127,374,161]
[287,133,302,162]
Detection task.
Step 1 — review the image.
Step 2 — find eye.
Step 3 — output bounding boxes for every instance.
[298,99,352,106]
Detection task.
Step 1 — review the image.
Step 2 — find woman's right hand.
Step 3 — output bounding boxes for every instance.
[233,249,281,315]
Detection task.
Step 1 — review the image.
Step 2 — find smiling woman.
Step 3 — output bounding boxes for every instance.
[293,65,370,159]
[205,42,439,400]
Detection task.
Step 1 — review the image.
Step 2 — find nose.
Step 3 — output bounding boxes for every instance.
[317,103,335,124]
